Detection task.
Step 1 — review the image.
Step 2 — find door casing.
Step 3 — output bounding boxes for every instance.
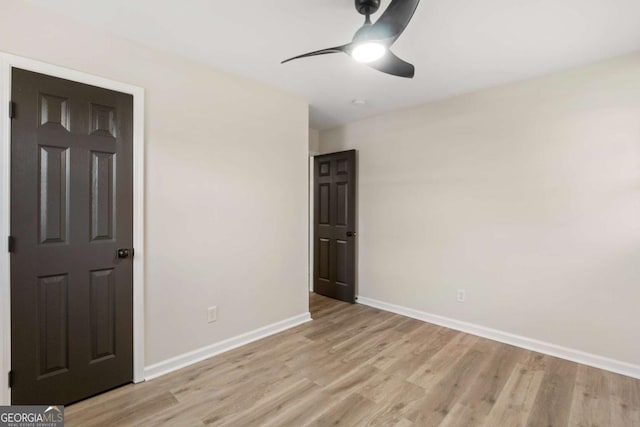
[0,52,146,405]
[308,153,319,292]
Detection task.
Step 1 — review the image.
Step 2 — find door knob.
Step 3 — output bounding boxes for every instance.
[347,231,357,237]
[117,248,130,259]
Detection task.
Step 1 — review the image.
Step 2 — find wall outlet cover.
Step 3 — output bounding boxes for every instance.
[207,306,217,323]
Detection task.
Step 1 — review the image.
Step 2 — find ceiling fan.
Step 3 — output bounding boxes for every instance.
[282,0,420,78]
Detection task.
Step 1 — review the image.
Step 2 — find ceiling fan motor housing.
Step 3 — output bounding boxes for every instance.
[355,0,381,16]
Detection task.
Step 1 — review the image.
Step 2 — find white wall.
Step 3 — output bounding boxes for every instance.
[0,0,309,368]
[320,53,640,367]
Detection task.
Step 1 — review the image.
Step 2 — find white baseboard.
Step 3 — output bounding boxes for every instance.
[357,296,640,380]
[144,312,312,380]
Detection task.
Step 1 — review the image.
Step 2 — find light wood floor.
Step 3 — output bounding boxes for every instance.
[66,293,640,426]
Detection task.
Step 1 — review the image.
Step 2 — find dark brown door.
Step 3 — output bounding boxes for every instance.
[10,68,134,405]
[314,150,357,303]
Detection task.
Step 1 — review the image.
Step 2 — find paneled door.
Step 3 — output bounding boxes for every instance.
[10,68,134,405]
[314,150,357,303]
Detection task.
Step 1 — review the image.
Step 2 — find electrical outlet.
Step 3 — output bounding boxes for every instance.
[457,289,466,303]
[207,306,217,323]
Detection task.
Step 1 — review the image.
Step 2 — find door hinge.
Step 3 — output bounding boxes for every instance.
[9,101,15,119]
[8,370,13,388]
[8,236,15,253]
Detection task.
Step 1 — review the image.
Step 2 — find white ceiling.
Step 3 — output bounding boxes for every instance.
[29,0,640,129]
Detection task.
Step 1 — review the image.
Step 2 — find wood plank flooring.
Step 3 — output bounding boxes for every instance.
[65,293,640,426]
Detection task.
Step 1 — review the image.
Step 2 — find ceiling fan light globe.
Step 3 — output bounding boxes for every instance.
[351,42,386,63]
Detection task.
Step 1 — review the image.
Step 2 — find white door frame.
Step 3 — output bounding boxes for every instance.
[308,153,318,293]
[0,52,146,405]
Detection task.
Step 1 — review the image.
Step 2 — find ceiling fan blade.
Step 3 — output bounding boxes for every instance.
[366,51,415,78]
[369,0,420,45]
[281,45,350,64]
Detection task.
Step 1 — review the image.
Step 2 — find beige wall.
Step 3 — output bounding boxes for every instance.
[309,128,320,154]
[1,0,309,366]
[321,53,640,366]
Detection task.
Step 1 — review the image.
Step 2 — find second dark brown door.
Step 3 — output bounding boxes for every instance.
[314,150,357,303]
[10,68,134,405]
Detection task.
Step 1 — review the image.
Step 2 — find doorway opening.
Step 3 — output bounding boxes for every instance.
[310,150,357,310]
[0,53,145,405]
